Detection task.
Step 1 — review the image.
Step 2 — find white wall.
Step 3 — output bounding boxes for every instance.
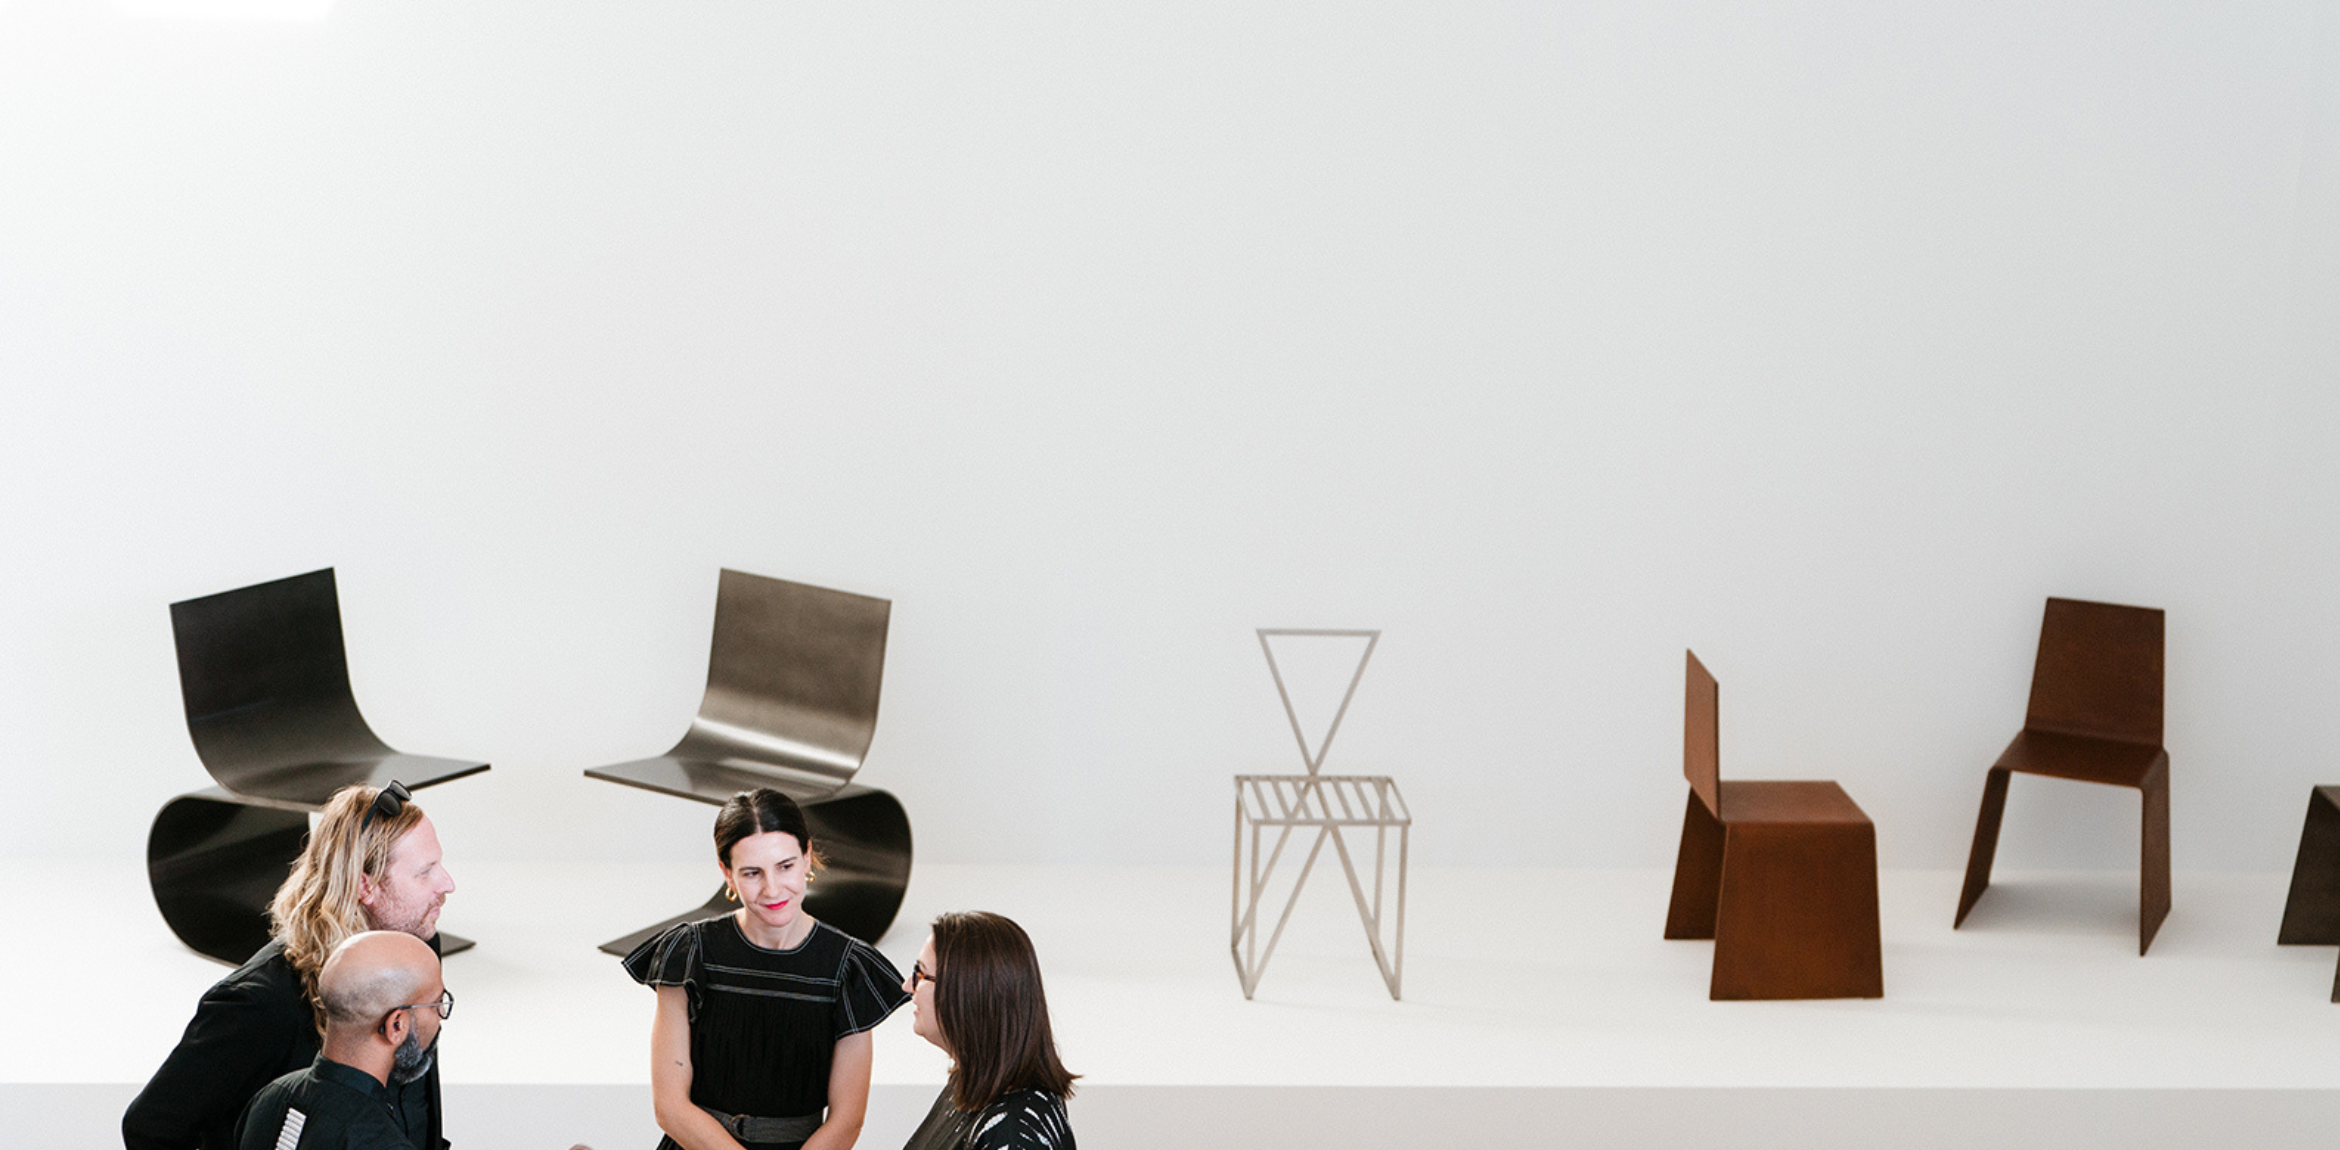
[3,1,2337,874]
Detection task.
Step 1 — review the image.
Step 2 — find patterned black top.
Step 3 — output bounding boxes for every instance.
[623,915,908,1149]
[901,1087,1075,1150]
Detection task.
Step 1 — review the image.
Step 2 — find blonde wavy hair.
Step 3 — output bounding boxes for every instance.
[268,784,426,1009]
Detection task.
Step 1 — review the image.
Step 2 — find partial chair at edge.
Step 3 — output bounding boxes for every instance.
[1954,597,2169,955]
[583,568,913,953]
[148,568,490,964]
[2277,786,2340,1000]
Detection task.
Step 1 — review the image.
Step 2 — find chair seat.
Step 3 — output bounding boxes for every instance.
[1993,729,2166,788]
[1235,775,1410,828]
[222,753,488,808]
[586,755,844,806]
[1719,780,1869,827]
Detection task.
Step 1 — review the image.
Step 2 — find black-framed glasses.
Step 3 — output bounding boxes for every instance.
[910,962,938,991]
[392,988,454,1022]
[361,781,412,832]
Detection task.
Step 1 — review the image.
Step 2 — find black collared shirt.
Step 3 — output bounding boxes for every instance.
[123,938,447,1150]
[235,1057,414,1150]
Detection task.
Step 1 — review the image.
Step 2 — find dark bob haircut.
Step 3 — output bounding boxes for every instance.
[713,787,815,870]
[933,910,1078,1110]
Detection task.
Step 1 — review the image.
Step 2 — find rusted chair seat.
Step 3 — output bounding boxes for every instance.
[1955,597,2169,954]
[1663,651,1883,1000]
[2277,786,2340,1000]
[149,569,489,964]
[583,569,912,952]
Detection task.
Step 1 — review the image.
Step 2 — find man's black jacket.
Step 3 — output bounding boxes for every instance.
[122,939,445,1150]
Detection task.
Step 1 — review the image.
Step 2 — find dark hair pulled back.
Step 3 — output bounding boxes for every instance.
[714,787,814,868]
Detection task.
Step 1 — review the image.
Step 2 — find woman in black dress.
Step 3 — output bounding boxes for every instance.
[626,789,909,1150]
[899,912,1077,1150]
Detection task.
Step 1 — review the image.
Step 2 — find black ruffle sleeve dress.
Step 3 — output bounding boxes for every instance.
[625,915,909,1150]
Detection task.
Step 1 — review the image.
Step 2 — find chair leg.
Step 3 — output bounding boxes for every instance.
[1665,788,1726,940]
[2278,787,2340,946]
[1955,767,2012,928]
[2138,764,2171,956]
[596,887,736,959]
[799,784,914,943]
[1710,819,1883,1000]
[147,791,310,965]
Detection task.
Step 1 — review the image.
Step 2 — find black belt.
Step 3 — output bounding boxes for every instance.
[702,1107,821,1146]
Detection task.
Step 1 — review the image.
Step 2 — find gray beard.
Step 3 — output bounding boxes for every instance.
[390,1031,436,1085]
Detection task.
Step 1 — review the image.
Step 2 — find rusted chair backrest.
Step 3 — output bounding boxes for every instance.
[2026,598,2163,746]
[1684,650,1721,818]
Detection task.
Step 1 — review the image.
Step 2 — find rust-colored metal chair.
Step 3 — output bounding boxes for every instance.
[1955,597,2169,954]
[1663,651,1883,1000]
[2276,786,2340,1000]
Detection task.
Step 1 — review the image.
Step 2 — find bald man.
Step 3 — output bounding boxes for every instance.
[235,932,451,1150]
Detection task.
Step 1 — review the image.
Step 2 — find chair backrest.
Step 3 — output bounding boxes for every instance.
[1684,650,1721,817]
[2025,597,2163,746]
[171,568,391,797]
[1256,628,1380,775]
[675,569,891,794]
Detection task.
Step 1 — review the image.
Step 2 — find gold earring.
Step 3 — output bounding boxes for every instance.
[724,886,738,902]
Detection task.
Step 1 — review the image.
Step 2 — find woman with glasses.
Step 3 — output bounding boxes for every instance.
[624,789,909,1150]
[900,912,1077,1150]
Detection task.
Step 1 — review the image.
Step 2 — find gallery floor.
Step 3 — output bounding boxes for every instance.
[9,858,2338,1148]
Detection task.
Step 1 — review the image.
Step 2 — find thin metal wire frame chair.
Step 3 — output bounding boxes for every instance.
[1230,628,1410,1000]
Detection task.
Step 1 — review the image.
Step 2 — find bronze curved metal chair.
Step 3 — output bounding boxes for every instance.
[584,569,913,953]
[1663,650,1883,1000]
[1954,597,2169,954]
[149,568,490,964]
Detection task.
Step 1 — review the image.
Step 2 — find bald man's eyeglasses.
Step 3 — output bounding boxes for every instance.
[392,989,455,1022]
[361,781,412,833]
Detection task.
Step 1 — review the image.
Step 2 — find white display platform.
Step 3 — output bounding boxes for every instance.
[11,859,2340,1148]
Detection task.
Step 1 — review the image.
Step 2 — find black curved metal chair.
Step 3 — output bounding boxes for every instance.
[149,568,490,964]
[585,569,913,953]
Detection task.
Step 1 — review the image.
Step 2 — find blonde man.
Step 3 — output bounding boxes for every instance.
[125,783,458,1150]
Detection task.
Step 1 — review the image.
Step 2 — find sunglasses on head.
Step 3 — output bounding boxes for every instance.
[361,780,412,832]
